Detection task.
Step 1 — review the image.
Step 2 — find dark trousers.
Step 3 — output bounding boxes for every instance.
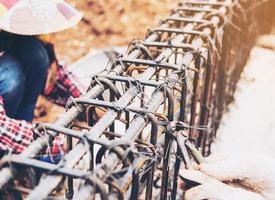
[0,36,50,122]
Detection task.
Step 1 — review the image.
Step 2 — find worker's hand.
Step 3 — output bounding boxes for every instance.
[44,60,58,93]
[181,153,275,200]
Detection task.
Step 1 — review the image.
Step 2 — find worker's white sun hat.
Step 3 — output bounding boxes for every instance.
[0,0,83,35]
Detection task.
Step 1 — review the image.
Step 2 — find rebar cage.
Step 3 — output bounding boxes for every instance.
[0,0,274,199]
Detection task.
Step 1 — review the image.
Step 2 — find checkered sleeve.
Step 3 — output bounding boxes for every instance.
[0,97,34,154]
[0,96,64,154]
[43,63,85,106]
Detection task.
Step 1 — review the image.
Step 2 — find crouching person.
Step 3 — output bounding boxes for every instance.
[0,0,83,157]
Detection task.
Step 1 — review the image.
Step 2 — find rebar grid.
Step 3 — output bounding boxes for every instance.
[0,0,274,199]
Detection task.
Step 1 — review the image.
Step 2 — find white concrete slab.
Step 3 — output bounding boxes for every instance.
[212,47,275,158]
[69,47,127,89]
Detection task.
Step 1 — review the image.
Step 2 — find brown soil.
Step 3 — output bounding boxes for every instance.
[35,0,174,123]
[52,0,175,63]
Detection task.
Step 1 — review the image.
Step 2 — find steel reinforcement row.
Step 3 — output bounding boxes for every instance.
[0,0,274,200]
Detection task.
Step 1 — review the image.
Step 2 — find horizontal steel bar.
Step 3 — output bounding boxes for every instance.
[37,123,110,147]
[184,1,231,7]
[150,28,208,37]
[1,155,88,179]
[141,41,197,50]
[97,74,162,87]
[174,6,218,13]
[164,16,212,25]
[67,98,160,115]
[119,58,182,70]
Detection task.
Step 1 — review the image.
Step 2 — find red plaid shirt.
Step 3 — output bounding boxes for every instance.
[0,97,34,153]
[44,62,85,106]
[0,64,84,154]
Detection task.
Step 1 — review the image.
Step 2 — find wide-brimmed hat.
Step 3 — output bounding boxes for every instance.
[0,0,83,35]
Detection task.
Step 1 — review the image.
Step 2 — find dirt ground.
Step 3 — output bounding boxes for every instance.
[53,0,175,63]
[35,0,174,122]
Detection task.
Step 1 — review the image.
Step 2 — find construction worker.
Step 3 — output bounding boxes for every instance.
[0,0,84,155]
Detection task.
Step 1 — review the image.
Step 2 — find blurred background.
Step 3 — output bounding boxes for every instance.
[52,0,176,63]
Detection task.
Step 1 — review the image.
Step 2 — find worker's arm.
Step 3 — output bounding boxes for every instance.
[37,37,85,107]
[43,61,85,106]
[0,96,63,154]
